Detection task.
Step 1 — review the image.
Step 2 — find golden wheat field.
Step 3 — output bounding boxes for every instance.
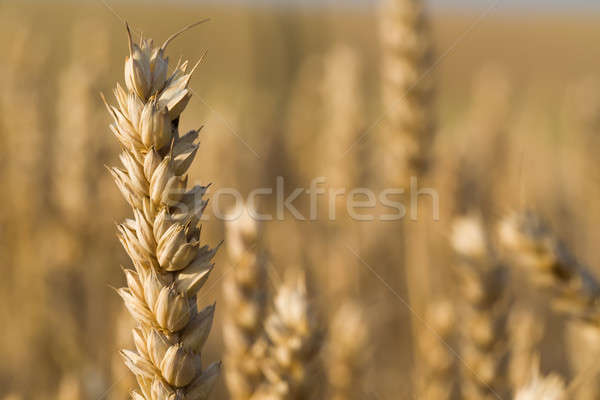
[1,0,600,399]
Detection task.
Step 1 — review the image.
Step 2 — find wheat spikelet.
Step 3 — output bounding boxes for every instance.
[452,215,511,399]
[379,0,435,183]
[415,300,457,400]
[498,212,600,323]
[326,301,370,400]
[513,357,565,400]
[223,204,268,400]
[105,23,220,399]
[252,272,321,400]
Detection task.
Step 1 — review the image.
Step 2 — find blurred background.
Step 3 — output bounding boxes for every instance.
[1,0,599,399]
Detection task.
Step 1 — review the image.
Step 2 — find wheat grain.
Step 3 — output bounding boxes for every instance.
[224,204,268,400]
[105,23,220,399]
[452,215,511,399]
[252,271,321,400]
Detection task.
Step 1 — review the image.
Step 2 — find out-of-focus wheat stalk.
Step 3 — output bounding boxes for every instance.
[109,308,137,400]
[513,356,565,400]
[415,300,458,400]
[507,308,544,391]
[378,2,437,390]
[224,205,268,400]
[54,19,110,228]
[57,374,82,400]
[0,16,54,393]
[253,272,321,400]
[498,212,600,323]
[326,301,370,400]
[453,67,512,219]
[319,44,363,190]
[284,55,324,186]
[105,24,220,399]
[565,320,600,399]
[452,215,511,399]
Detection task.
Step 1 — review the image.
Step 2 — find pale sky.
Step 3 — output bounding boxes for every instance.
[117,0,600,10]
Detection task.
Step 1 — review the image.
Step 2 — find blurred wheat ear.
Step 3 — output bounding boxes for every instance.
[252,271,322,400]
[378,0,438,392]
[452,215,511,399]
[105,23,220,399]
[223,204,268,400]
[499,211,600,398]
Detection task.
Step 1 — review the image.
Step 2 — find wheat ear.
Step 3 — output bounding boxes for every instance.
[252,272,321,400]
[105,24,220,399]
[452,215,511,399]
[498,212,600,323]
[326,302,370,400]
[379,0,435,181]
[223,205,268,400]
[378,3,437,391]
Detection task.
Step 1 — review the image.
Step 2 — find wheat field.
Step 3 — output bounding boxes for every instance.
[1,1,600,399]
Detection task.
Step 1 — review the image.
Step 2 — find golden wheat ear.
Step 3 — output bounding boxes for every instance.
[105,24,220,399]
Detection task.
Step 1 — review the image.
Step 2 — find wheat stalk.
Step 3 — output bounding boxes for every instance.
[104,23,220,399]
[223,205,268,400]
[452,215,511,399]
[498,212,600,323]
[453,67,512,219]
[507,308,544,391]
[252,272,321,400]
[415,300,457,400]
[378,3,438,392]
[326,301,370,400]
[55,19,110,229]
